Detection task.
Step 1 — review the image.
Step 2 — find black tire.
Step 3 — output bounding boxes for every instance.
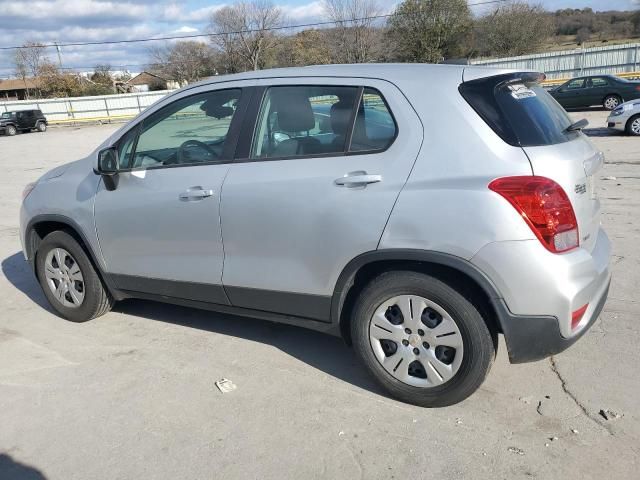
[603,94,622,111]
[6,125,17,136]
[35,230,114,322]
[37,122,47,132]
[625,114,640,136]
[351,271,495,407]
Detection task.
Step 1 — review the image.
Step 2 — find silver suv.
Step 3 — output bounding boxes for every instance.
[20,65,611,407]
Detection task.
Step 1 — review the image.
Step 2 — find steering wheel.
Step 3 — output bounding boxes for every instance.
[176,139,218,164]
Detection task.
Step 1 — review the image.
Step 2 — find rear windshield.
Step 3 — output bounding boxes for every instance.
[459,73,578,147]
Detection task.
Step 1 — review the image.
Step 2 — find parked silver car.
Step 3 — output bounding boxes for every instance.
[607,99,640,135]
[20,65,611,407]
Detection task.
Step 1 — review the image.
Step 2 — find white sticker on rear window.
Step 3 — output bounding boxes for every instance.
[508,84,537,100]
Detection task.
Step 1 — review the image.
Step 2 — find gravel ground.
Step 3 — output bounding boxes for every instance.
[0,112,638,479]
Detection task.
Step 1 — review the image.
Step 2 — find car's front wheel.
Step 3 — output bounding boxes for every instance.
[36,230,114,322]
[351,271,495,407]
[626,114,640,136]
[603,95,622,110]
[6,125,17,136]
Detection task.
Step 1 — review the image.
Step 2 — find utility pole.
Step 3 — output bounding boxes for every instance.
[54,42,63,68]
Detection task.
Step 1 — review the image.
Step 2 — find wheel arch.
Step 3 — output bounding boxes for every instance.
[625,113,640,133]
[25,214,120,299]
[332,250,505,344]
[602,92,623,104]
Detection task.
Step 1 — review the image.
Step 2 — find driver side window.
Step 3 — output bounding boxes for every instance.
[129,89,241,169]
[565,79,585,90]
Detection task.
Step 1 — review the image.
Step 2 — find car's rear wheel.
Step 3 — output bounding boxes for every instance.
[6,125,17,136]
[603,95,622,110]
[35,230,113,322]
[626,114,640,136]
[351,271,495,407]
[37,122,47,132]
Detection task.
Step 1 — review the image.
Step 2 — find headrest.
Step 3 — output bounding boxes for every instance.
[330,101,352,136]
[273,90,315,132]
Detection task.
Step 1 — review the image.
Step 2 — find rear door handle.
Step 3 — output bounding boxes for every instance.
[179,187,214,201]
[335,171,382,188]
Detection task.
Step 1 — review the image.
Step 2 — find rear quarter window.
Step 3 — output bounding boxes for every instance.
[459,73,577,147]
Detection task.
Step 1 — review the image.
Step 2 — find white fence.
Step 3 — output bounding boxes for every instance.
[472,42,640,79]
[0,90,174,124]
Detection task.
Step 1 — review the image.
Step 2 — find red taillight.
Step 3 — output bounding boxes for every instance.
[635,85,640,92]
[571,304,589,330]
[489,176,579,253]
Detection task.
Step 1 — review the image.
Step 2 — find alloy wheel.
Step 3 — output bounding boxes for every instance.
[369,295,464,388]
[44,248,85,308]
[631,118,640,135]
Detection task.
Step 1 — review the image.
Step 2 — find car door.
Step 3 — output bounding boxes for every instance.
[220,78,423,321]
[16,111,28,129]
[555,78,586,108]
[586,77,608,106]
[94,84,251,304]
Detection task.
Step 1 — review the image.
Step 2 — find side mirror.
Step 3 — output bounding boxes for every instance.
[95,147,119,191]
[97,147,119,175]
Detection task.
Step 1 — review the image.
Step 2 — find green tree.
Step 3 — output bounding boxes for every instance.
[386,0,472,63]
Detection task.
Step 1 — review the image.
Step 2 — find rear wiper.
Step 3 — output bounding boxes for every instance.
[565,118,589,132]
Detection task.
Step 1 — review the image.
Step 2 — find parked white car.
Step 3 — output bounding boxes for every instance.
[607,99,640,135]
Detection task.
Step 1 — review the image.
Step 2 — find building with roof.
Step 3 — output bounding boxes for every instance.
[123,72,181,92]
[0,78,39,101]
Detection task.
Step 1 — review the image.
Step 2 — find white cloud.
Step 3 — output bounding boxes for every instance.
[0,0,148,20]
[283,1,324,21]
[161,3,227,23]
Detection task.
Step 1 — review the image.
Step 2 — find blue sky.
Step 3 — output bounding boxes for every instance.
[0,0,638,78]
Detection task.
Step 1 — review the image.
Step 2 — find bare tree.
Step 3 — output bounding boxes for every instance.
[322,0,383,63]
[575,27,591,45]
[14,52,31,99]
[149,41,216,83]
[14,42,48,97]
[209,1,286,71]
[91,64,113,86]
[476,1,553,57]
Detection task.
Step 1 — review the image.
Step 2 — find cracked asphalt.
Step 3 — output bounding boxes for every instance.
[1,111,638,479]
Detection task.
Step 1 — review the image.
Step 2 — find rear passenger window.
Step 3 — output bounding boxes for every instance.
[350,88,397,152]
[251,85,360,159]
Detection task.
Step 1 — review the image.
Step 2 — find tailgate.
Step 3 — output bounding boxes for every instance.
[523,138,603,253]
[459,71,603,253]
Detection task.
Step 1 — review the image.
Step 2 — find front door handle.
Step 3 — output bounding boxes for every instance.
[179,187,214,201]
[335,171,382,188]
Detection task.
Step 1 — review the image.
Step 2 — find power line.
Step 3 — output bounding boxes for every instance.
[0,0,510,52]
[0,64,146,72]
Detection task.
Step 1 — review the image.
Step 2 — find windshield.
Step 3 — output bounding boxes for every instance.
[0,112,12,119]
[460,73,578,147]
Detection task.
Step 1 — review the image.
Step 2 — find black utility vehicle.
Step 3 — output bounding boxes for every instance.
[0,109,48,136]
[549,75,640,110]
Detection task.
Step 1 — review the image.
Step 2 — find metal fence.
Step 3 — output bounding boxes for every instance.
[0,90,174,124]
[472,42,640,79]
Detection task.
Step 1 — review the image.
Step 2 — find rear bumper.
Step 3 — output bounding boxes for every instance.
[496,277,609,363]
[471,228,611,363]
